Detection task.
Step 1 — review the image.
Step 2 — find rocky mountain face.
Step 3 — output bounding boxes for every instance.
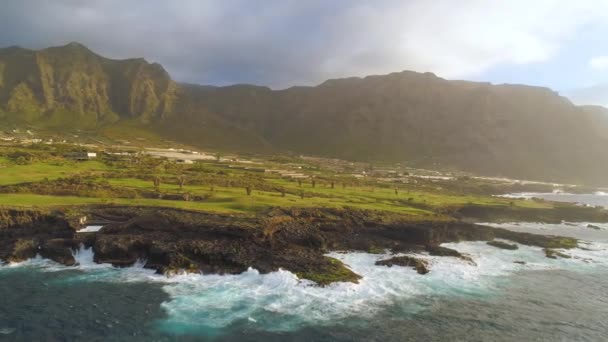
[0,42,176,128]
[1,43,608,184]
[172,72,608,185]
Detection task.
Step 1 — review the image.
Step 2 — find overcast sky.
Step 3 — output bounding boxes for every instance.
[1,0,607,106]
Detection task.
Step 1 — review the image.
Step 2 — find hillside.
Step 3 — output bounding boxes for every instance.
[1,43,608,185]
[0,42,176,128]
[168,72,608,185]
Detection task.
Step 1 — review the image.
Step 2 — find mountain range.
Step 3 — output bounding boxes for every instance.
[1,42,607,185]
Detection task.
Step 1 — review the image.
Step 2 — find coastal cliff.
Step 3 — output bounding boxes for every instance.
[2,205,598,285]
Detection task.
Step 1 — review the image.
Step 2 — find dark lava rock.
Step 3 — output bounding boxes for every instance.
[0,206,594,285]
[425,245,476,265]
[296,256,361,286]
[544,248,571,259]
[0,208,75,264]
[39,238,78,265]
[455,204,608,223]
[587,224,603,230]
[487,240,519,250]
[376,256,430,274]
[425,245,462,257]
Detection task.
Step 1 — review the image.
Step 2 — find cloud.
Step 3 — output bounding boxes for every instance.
[0,0,607,88]
[589,56,608,71]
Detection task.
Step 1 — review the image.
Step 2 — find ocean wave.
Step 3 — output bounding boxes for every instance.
[497,191,573,199]
[498,192,608,209]
[1,238,607,334]
[156,240,608,334]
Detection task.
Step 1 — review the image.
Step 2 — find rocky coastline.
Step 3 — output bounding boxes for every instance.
[1,204,606,285]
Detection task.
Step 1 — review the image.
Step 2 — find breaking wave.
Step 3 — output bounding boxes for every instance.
[499,192,608,208]
[2,235,607,335]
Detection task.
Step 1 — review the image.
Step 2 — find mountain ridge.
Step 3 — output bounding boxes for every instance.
[1,43,608,185]
[0,42,177,127]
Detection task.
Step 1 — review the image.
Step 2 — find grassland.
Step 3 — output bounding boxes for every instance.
[0,143,556,218]
[0,160,109,185]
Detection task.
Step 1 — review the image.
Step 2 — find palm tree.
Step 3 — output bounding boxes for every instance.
[153,176,161,192]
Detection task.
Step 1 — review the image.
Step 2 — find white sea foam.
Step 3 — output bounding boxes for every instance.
[498,192,608,208]
[78,225,104,232]
[154,240,608,333]
[1,236,607,334]
[497,192,569,199]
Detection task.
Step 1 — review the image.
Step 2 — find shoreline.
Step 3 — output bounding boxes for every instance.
[2,203,605,285]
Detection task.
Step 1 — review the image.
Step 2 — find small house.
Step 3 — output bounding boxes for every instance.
[66,152,97,161]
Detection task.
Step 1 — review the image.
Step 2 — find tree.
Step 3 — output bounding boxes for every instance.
[74,174,83,190]
[153,176,161,192]
[15,156,29,165]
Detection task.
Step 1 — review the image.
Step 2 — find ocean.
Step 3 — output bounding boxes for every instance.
[1,193,607,341]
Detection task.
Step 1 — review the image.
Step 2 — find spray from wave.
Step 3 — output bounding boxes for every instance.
[1,235,607,335]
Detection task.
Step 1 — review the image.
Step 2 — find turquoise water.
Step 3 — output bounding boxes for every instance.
[1,235,607,341]
[2,191,608,341]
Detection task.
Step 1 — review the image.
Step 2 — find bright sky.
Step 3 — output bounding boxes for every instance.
[0,0,607,106]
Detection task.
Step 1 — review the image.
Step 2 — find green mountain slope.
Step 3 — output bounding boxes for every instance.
[0,42,176,128]
[1,43,608,185]
[172,72,608,184]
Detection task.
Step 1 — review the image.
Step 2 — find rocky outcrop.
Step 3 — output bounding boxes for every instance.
[487,240,519,250]
[455,204,608,223]
[375,256,430,274]
[0,208,76,265]
[0,206,585,285]
[425,245,476,264]
[544,248,572,259]
[587,224,603,230]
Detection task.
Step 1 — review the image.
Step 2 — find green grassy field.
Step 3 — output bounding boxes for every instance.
[0,160,109,185]
[0,145,554,216]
